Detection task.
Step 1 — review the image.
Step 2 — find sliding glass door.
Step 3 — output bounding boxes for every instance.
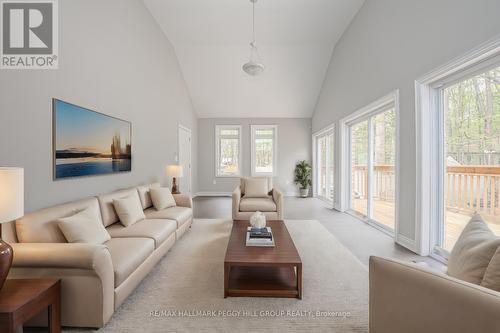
[315,129,334,203]
[349,108,396,231]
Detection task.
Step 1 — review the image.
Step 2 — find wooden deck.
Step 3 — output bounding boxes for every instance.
[353,198,500,251]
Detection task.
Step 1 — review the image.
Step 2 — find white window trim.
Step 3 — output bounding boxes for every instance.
[215,125,242,178]
[415,36,500,257]
[339,90,400,240]
[251,125,278,177]
[312,125,335,205]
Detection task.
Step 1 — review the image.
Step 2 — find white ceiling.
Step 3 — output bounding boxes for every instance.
[143,0,365,118]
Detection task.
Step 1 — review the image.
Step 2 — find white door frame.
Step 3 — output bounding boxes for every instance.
[178,124,192,194]
[312,126,335,205]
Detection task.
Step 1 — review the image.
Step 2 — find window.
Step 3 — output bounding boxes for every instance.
[314,128,334,203]
[416,39,500,257]
[251,125,277,176]
[215,125,242,177]
[339,92,399,234]
[439,65,500,252]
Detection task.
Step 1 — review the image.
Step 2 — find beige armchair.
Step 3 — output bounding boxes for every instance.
[232,177,283,220]
[369,256,500,333]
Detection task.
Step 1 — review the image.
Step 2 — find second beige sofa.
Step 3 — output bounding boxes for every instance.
[4,183,192,328]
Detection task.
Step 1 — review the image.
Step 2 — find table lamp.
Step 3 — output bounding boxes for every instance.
[0,167,23,290]
[166,165,183,194]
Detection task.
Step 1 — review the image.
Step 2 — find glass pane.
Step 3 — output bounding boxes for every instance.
[443,66,500,251]
[318,136,327,198]
[372,109,396,230]
[327,132,334,202]
[255,129,274,137]
[255,138,274,173]
[351,120,369,216]
[219,137,239,175]
[220,129,239,136]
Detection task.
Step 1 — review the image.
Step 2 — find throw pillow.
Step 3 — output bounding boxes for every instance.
[57,206,110,244]
[150,187,177,210]
[244,178,269,198]
[481,246,500,292]
[447,214,500,284]
[113,193,146,227]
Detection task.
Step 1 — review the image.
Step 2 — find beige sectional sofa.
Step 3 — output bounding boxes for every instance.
[3,183,193,328]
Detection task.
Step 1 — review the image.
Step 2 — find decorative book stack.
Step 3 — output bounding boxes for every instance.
[246,227,275,247]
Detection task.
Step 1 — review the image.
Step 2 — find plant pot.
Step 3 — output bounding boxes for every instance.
[299,188,309,198]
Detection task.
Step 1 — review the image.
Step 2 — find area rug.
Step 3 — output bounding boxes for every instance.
[69,219,368,333]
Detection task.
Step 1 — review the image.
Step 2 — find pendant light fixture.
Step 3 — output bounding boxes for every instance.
[242,0,265,76]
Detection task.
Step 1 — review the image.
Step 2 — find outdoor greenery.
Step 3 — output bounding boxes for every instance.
[445,67,500,166]
[294,160,312,189]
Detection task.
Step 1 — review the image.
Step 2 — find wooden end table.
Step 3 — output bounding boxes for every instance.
[0,279,61,333]
[224,220,302,299]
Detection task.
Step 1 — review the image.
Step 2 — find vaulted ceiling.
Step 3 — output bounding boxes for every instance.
[143,0,365,118]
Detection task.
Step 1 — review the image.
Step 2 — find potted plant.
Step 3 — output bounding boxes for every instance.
[294,160,312,198]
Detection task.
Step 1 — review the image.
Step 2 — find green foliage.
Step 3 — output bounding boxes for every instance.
[294,160,312,189]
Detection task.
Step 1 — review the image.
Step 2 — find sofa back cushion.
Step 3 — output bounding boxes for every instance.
[16,197,102,243]
[136,183,160,209]
[97,188,137,227]
[241,177,272,196]
[57,206,111,244]
[447,214,500,284]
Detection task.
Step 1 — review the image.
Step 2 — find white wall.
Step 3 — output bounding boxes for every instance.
[312,0,500,250]
[0,0,197,212]
[197,118,311,196]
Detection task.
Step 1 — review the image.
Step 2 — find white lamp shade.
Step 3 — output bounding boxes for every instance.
[166,165,183,178]
[0,167,24,223]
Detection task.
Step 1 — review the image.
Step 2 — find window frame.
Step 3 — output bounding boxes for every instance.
[339,90,400,239]
[251,125,278,177]
[312,126,335,204]
[415,36,500,258]
[215,125,242,178]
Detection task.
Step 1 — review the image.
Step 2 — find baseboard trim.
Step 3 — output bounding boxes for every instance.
[396,234,417,253]
[194,192,232,197]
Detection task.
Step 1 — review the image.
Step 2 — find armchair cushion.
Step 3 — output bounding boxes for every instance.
[241,177,272,196]
[239,197,277,212]
[244,178,270,198]
[57,206,111,244]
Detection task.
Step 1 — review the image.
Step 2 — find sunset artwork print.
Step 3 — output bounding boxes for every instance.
[53,99,132,179]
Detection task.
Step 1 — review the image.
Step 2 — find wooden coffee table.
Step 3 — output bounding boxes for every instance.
[224,220,302,299]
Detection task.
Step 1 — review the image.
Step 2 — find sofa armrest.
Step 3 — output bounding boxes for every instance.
[272,188,284,220]
[173,194,192,208]
[12,242,112,270]
[232,186,242,220]
[369,256,500,333]
[11,242,114,328]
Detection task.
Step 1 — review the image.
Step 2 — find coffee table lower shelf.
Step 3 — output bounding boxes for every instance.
[224,265,302,299]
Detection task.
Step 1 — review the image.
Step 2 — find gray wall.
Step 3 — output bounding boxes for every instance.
[312,0,500,245]
[0,0,197,213]
[197,118,311,196]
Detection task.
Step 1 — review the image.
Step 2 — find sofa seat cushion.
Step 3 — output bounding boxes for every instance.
[106,219,176,248]
[239,197,277,212]
[144,207,192,228]
[105,237,154,287]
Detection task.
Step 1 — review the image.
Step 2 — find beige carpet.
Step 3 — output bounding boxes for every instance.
[69,219,368,333]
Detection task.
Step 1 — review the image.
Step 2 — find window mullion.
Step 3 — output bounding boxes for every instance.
[367,117,374,219]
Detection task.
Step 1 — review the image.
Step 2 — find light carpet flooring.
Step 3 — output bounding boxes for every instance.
[67,219,368,333]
